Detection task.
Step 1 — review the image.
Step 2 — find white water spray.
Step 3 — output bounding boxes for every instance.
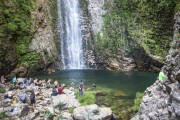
[57,0,85,69]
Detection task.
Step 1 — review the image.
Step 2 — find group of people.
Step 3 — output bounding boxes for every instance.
[1,76,89,112]
[2,77,36,112]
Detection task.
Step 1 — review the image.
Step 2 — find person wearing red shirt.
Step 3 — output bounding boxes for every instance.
[58,84,64,94]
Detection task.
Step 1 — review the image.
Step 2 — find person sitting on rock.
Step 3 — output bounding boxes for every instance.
[12,96,18,105]
[51,87,58,96]
[41,80,46,88]
[21,82,27,89]
[4,89,14,99]
[1,75,6,85]
[158,68,167,81]
[21,92,26,103]
[46,79,51,89]
[38,88,42,94]
[23,78,27,84]
[34,79,38,86]
[27,78,33,85]
[57,84,64,94]
[37,80,42,87]
[54,80,58,88]
[9,96,18,112]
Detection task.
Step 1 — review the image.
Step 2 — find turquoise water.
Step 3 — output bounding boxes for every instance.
[36,69,157,96]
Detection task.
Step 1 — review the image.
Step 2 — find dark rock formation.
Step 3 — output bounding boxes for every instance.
[131,11,180,120]
[131,47,164,72]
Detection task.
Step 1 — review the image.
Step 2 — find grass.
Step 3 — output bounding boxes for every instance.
[76,90,95,106]
[132,92,144,112]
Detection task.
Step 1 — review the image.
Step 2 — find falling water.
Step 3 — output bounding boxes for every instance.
[57,0,84,69]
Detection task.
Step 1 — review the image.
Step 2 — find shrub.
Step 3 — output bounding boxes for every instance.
[77,91,95,106]
[132,92,144,112]
[68,107,74,113]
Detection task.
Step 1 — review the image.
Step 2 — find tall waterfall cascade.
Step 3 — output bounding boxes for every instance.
[57,0,85,69]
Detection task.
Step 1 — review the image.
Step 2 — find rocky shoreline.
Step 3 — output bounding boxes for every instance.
[0,79,113,120]
[131,11,180,120]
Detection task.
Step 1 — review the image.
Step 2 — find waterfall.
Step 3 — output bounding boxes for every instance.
[57,0,85,69]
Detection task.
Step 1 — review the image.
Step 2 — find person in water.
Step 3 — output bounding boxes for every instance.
[158,68,166,81]
[92,83,96,88]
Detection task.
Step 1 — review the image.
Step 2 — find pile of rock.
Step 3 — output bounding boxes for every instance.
[0,84,113,120]
[131,11,180,120]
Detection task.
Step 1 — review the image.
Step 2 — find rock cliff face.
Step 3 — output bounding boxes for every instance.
[85,0,173,71]
[131,11,180,120]
[29,0,59,75]
[0,0,59,78]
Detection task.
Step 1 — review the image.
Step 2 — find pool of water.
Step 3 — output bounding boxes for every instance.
[36,69,158,119]
[36,69,157,96]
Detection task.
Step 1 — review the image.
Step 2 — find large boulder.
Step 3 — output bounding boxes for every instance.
[73,104,112,120]
[51,89,80,108]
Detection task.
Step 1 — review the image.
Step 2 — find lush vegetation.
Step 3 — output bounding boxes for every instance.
[132,92,144,112]
[96,0,177,60]
[77,91,95,106]
[0,0,41,70]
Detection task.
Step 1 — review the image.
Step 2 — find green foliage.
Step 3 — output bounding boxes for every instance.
[174,0,180,11]
[68,107,74,113]
[77,91,95,106]
[19,52,41,67]
[0,88,6,93]
[132,92,144,112]
[0,0,38,68]
[0,0,33,34]
[44,110,52,118]
[95,0,176,59]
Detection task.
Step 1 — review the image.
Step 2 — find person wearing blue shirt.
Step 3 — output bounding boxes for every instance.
[21,83,27,89]
[51,87,58,96]
[21,92,26,103]
[12,76,17,86]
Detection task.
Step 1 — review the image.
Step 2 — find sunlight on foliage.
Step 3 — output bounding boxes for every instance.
[132,92,144,112]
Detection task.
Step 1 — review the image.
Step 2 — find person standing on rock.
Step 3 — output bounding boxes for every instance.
[1,75,6,85]
[79,80,85,95]
[30,91,36,111]
[158,68,167,81]
[79,80,85,91]
[12,76,17,86]
[79,86,83,96]
[46,79,51,89]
